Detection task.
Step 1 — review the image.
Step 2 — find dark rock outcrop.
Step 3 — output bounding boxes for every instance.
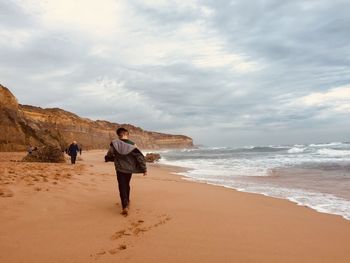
[22,145,65,163]
[0,85,194,151]
[145,153,161,163]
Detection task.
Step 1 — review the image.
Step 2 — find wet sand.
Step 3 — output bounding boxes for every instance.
[1,150,350,263]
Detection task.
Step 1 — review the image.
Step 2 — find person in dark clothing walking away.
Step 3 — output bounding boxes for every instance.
[68,141,81,164]
[105,128,147,216]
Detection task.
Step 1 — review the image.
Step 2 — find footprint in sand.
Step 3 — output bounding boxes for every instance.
[93,243,128,259]
[118,244,127,250]
[154,214,171,227]
[104,215,171,258]
[111,229,133,240]
[0,188,14,197]
[90,250,107,260]
[108,248,119,255]
[108,244,127,255]
[113,216,171,241]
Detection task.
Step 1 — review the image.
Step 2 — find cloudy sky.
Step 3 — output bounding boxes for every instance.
[1,0,350,146]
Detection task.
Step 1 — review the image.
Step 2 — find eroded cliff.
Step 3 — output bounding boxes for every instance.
[0,85,193,151]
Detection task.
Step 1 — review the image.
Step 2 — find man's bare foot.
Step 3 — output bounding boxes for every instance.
[121,208,128,216]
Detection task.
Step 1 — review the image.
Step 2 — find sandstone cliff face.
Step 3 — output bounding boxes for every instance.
[0,85,27,151]
[0,85,193,151]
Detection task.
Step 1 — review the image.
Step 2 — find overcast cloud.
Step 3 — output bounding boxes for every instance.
[1,0,350,146]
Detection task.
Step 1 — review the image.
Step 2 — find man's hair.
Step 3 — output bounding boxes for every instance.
[116,127,129,137]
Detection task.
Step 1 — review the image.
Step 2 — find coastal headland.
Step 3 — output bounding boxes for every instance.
[0,84,193,151]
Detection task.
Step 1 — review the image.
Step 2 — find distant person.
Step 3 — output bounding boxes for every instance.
[68,141,81,164]
[105,127,147,216]
[28,145,33,154]
[27,145,38,154]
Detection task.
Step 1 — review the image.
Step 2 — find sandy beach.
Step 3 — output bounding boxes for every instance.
[1,150,350,263]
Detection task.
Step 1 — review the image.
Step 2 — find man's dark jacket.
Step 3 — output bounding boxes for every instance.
[105,139,147,174]
[68,143,80,157]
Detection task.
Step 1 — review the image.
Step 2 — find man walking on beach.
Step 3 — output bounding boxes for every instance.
[105,128,147,216]
[68,141,81,164]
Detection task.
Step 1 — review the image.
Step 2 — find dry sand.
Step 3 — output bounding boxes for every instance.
[0,150,350,263]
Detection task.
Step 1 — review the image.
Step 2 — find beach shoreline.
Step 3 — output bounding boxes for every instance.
[1,150,350,262]
[158,144,350,221]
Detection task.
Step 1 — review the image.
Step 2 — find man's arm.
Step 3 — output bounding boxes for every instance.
[133,149,147,175]
[105,144,116,162]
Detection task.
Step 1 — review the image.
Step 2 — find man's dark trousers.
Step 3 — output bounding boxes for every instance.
[71,155,77,164]
[117,171,132,209]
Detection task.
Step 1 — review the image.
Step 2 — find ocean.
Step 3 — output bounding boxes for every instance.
[156,142,350,220]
